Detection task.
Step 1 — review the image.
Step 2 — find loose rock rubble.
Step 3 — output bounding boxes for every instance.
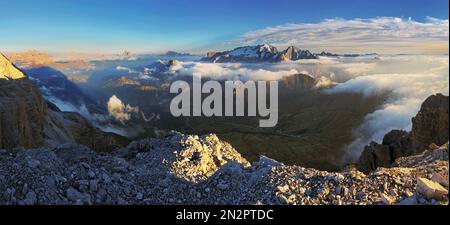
[0,132,448,205]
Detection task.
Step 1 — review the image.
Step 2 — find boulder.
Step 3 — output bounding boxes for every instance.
[416,177,448,200]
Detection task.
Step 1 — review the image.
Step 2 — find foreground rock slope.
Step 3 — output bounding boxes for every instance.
[0,132,447,205]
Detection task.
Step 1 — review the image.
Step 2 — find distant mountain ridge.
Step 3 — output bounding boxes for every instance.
[317,51,378,57]
[164,51,195,57]
[201,44,380,63]
[201,44,317,63]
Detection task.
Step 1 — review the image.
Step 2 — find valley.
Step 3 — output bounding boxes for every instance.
[4,46,448,172]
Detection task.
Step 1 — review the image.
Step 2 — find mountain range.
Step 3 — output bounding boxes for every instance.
[0,51,448,205]
[202,44,318,63]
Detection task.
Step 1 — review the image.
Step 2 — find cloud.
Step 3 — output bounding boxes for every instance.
[116,65,138,74]
[170,61,299,80]
[107,95,139,123]
[325,55,449,162]
[314,76,337,89]
[236,17,449,54]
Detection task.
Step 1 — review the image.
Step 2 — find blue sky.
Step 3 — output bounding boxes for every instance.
[0,0,448,53]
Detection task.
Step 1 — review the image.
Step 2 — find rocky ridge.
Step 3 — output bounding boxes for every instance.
[0,132,448,205]
[0,53,27,80]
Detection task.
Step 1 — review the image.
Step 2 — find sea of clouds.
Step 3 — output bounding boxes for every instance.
[49,53,449,161]
[162,54,448,162]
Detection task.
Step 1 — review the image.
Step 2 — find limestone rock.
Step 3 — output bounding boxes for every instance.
[411,94,449,152]
[357,142,391,173]
[0,136,448,205]
[381,193,394,205]
[431,172,449,188]
[0,53,26,80]
[279,73,316,92]
[416,177,448,200]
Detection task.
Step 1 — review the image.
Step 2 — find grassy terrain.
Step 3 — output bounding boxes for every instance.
[95,81,386,171]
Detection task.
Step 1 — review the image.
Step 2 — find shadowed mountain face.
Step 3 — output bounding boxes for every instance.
[412,93,449,152]
[0,53,128,151]
[24,66,103,114]
[0,78,47,149]
[279,73,317,91]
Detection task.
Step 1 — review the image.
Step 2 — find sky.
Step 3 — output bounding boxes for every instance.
[0,0,448,54]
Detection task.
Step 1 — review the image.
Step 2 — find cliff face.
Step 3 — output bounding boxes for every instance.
[277,46,316,61]
[411,93,449,152]
[0,78,48,149]
[0,54,47,149]
[279,73,316,91]
[358,130,413,173]
[0,53,127,151]
[358,94,449,173]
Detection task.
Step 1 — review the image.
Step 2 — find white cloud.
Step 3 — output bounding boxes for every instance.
[107,95,139,123]
[171,61,299,81]
[314,76,337,89]
[237,17,449,54]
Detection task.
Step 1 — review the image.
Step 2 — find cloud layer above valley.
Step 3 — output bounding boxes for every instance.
[170,61,300,81]
[110,53,448,162]
[164,55,449,162]
[236,17,449,54]
[324,55,449,162]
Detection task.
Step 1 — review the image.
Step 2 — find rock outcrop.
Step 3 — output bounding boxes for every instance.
[0,53,27,80]
[411,93,449,152]
[358,94,449,173]
[279,73,317,91]
[1,53,48,149]
[0,132,447,205]
[358,130,413,173]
